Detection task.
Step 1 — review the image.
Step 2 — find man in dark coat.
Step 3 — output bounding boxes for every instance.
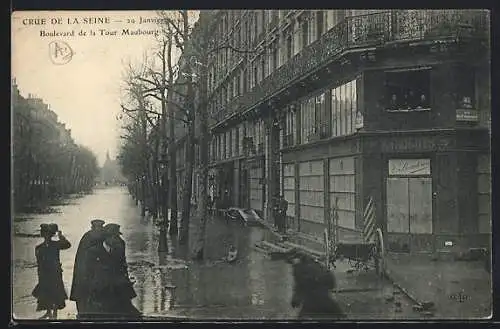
[286,249,346,320]
[70,219,105,319]
[273,195,288,234]
[103,224,129,278]
[85,223,140,319]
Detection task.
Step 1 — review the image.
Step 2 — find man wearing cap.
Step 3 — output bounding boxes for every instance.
[70,219,105,319]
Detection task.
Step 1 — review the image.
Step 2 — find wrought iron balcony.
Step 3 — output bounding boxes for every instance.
[213,10,489,126]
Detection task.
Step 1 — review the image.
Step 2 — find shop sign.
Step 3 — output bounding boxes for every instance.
[456,109,479,122]
[376,136,453,153]
[389,159,431,176]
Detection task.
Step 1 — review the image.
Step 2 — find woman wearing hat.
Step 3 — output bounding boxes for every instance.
[32,223,71,319]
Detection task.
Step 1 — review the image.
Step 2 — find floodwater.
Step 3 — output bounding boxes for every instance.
[12,186,416,321]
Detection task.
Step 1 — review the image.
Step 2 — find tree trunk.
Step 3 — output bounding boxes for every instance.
[168,119,178,235]
[192,46,209,260]
[179,122,195,244]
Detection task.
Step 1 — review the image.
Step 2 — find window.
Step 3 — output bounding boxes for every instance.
[253,62,258,88]
[344,83,350,135]
[284,108,296,147]
[236,73,241,96]
[455,65,475,109]
[477,154,491,233]
[226,131,230,159]
[271,41,278,72]
[329,157,356,230]
[282,163,296,220]
[271,10,278,26]
[331,79,357,137]
[338,85,344,135]
[316,92,328,137]
[262,10,267,32]
[254,12,258,41]
[241,69,246,93]
[261,53,267,79]
[301,18,309,48]
[317,11,324,37]
[243,20,248,46]
[299,160,325,230]
[286,34,293,61]
[228,84,233,102]
[218,134,222,160]
[385,68,431,112]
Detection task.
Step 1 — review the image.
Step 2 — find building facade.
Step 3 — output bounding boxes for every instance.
[176,10,491,254]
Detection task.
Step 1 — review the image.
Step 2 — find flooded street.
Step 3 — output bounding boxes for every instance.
[12,186,296,320]
[13,186,415,320]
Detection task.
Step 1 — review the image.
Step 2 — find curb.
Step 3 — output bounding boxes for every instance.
[382,268,425,307]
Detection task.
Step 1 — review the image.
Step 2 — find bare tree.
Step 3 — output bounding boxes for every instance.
[161,10,262,258]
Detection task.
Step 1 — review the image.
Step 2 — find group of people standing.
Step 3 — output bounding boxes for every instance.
[32,219,140,320]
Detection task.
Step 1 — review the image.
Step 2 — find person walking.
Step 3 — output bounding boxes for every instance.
[286,249,345,320]
[102,224,129,279]
[85,223,140,319]
[70,219,106,319]
[32,223,71,319]
[278,195,288,234]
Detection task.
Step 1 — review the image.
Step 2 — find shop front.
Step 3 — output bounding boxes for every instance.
[361,130,490,254]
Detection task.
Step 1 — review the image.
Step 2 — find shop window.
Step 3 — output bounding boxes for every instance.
[299,160,325,227]
[385,68,431,112]
[477,154,491,233]
[329,157,356,230]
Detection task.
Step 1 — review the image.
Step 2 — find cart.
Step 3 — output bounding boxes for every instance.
[323,197,386,277]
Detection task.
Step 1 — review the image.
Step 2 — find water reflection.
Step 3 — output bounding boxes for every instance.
[13,187,298,320]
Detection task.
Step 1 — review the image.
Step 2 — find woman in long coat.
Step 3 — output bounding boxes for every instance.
[32,223,71,319]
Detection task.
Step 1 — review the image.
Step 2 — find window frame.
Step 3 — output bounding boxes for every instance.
[384,67,432,113]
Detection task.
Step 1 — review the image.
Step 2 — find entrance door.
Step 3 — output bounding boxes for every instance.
[240,168,249,208]
[386,159,433,253]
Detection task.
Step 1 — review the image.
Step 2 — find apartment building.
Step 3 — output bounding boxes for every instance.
[174,10,491,254]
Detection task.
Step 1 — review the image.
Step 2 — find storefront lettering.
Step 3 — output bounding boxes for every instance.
[380,136,452,153]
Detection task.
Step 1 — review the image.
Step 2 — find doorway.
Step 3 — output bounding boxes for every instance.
[386,158,433,253]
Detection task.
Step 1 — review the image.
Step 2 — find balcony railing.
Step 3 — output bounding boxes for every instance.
[212,10,488,126]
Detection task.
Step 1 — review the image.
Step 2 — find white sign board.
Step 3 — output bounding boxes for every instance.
[389,159,431,176]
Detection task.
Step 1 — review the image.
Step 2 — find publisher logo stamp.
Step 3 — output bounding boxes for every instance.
[49,41,73,65]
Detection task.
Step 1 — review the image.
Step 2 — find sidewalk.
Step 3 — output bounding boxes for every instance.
[256,223,492,319]
[384,253,492,319]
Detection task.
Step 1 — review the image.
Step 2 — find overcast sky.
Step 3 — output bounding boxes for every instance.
[12,11,195,166]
